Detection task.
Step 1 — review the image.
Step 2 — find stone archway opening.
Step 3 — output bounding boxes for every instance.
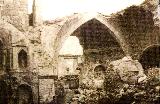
[58,18,126,76]
[55,17,127,104]
[57,18,126,76]
[71,18,125,63]
[16,84,34,104]
[139,45,160,70]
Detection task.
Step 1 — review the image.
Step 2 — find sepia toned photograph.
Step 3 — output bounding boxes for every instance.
[0,0,159,104]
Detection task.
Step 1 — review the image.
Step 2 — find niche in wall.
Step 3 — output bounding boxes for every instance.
[18,49,28,68]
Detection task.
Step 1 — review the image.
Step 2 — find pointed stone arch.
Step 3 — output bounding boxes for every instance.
[53,14,129,62]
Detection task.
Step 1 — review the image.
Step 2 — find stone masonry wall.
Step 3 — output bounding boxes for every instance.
[108,4,160,60]
[1,0,29,31]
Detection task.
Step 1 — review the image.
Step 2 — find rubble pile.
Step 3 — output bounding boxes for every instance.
[48,56,160,104]
[77,56,160,104]
[103,57,160,104]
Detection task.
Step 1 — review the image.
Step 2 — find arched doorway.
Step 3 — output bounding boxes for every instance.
[18,50,28,69]
[139,45,160,70]
[16,84,34,104]
[0,80,8,104]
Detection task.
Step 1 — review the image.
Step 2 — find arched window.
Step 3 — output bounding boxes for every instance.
[18,49,28,68]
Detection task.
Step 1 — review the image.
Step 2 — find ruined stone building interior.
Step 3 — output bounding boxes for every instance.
[0,0,159,104]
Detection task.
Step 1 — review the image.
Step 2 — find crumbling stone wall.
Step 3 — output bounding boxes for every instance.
[108,2,160,59]
[26,25,62,103]
[27,25,63,75]
[1,0,29,31]
[0,19,39,103]
[0,0,159,103]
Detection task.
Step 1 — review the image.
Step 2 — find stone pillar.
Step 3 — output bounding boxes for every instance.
[32,0,42,26]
